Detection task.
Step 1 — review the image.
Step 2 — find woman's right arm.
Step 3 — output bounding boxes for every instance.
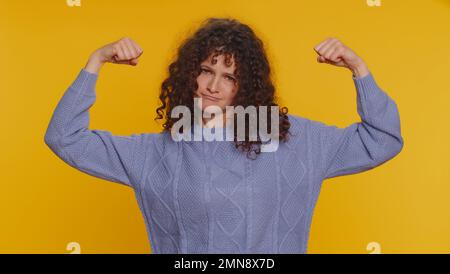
[44,38,151,189]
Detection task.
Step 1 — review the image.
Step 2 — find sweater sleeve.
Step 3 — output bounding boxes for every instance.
[44,68,149,189]
[313,71,404,180]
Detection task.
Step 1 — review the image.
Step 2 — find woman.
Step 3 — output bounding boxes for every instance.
[44,18,403,253]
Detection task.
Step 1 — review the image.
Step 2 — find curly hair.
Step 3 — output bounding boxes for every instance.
[155,17,291,159]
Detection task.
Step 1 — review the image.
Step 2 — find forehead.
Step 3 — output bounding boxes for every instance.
[201,53,236,71]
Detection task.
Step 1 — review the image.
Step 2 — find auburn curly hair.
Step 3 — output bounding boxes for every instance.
[155,17,291,159]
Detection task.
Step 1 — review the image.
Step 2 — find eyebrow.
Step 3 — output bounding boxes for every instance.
[201,64,236,78]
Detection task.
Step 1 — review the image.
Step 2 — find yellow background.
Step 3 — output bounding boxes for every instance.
[1,0,449,254]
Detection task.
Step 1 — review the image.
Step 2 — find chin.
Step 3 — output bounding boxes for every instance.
[202,102,223,111]
[197,97,218,107]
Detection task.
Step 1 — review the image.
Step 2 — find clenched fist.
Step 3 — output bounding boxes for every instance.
[85,37,144,74]
[314,38,369,78]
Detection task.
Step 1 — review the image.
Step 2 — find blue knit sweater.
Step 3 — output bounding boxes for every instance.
[44,68,403,254]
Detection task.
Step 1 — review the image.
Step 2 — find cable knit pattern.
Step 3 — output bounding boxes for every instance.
[44,68,403,253]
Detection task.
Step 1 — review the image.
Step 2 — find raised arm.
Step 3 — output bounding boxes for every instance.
[44,38,150,188]
[311,38,404,179]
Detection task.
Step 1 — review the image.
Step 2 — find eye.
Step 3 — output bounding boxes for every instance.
[225,75,236,82]
[201,68,211,74]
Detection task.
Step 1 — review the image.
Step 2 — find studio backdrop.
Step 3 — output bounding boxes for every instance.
[1,0,449,253]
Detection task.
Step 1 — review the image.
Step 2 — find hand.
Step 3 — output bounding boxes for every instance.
[85,37,144,74]
[313,38,369,78]
[93,37,143,65]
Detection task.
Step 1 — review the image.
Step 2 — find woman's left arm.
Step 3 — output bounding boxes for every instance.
[312,38,404,179]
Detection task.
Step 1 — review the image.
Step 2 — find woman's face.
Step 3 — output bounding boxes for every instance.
[194,53,239,111]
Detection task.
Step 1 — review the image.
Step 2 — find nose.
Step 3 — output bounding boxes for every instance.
[207,76,220,94]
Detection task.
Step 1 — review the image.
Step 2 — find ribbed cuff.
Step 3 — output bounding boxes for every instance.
[352,71,380,97]
[71,68,99,91]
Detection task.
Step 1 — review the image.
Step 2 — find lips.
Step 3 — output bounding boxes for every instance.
[200,93,221,102]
